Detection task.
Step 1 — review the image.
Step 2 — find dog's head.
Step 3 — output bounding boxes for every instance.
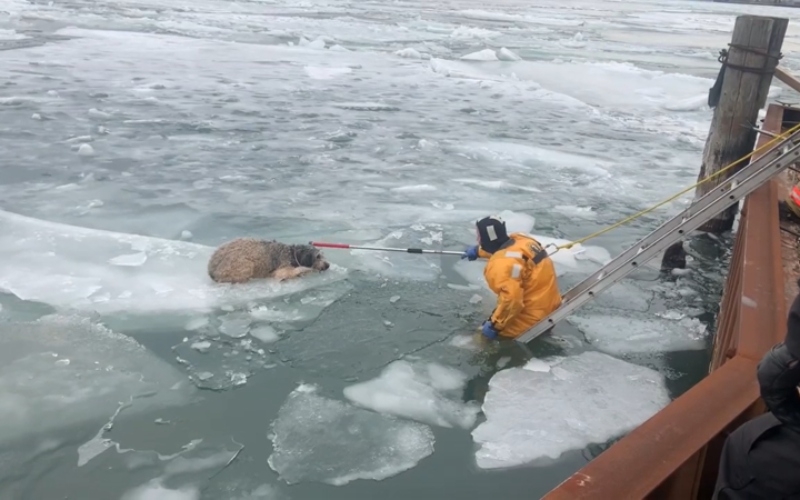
[294,245,330,272]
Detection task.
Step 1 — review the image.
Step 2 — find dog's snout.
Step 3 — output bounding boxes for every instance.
[321,261,330,271]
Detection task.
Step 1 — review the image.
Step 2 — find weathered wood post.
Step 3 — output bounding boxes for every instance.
[696,15,787,232]
[662,15,787,271]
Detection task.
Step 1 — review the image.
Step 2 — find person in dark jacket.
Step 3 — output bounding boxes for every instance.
[712,285,800,499]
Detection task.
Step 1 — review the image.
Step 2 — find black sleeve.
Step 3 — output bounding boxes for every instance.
[785,280,800,359]
[756,344,800,431]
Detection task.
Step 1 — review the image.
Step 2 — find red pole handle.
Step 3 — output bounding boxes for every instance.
[310,241,351,249]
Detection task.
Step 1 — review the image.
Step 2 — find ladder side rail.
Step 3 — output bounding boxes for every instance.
[517,138,800,344]
[557,131,800,304]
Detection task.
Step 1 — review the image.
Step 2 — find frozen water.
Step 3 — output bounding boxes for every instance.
[0,209,349,315]
[461,49,499,61]
[268,384,435,485]
[396,48,422,59]
[0,315,195,446]
[250,325,280,344]
[203,481,288,500]
[77,143,95,156]
[497,48,522,62]
[0,0,768,494]
[111,438,243,499]
[173,333,272,391]
[219,313,251,339]
[343,360,480,429]
[472,351,671,469]
[568,312,708,355]
[121,484,199,500]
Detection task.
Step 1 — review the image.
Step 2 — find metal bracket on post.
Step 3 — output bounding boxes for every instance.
[516,128,800,346]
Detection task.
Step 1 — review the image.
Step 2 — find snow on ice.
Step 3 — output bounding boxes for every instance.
[0,209,349,315]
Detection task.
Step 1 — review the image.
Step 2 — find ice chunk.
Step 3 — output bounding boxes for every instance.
[31,113,42,120]
[307,36,326,49]
[77,143,95,156]
[173,333,272,391]
[472,351,670,469]
[390,295,400,303]
[268,385,435,485]
[497,209,535,233]
[250,325,280,344]
[568,313,708,354]
[395,48,422,59]
[453,179,541,193]
[497,47,522,61]
[219,313,251,338]
[449,334,482,350]
[190,341,211,353]
[205,482,287,500]
[304,66,352,80]
[450,26,501,39]
[0,315,194,446]
[185,317,209,331]
[390,184,437,192]
[108,252,148,267]
[343,360,479,429]
[180,230,193,240]
[121,484,199,500]
[0,209,348,314]
[115,438,242,499]
[553,205,597,220]
[460,49,499,61]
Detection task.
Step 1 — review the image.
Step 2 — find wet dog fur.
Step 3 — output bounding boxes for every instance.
[208,237,330,284]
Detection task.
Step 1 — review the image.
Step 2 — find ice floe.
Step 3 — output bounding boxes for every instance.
[472,351,670,469]
[268,384,435,485]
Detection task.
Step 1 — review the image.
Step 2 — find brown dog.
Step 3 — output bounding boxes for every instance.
[207,238,330,284]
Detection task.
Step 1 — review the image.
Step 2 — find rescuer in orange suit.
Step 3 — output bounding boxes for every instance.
[461,215,562,340]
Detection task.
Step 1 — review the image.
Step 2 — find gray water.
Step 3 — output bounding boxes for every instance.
[1,0,796,498]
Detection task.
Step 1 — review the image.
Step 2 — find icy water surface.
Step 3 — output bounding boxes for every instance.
[2,0,800,498]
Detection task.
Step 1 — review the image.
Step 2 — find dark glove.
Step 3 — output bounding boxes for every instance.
[462,245,479,261]
[757,343,800,430]
[481,320,499,340]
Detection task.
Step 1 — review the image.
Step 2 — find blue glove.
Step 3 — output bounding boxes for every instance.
[462,245,479,261]
[481,320,499,340]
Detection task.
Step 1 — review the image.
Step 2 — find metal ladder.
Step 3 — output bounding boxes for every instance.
[516,127,800,345]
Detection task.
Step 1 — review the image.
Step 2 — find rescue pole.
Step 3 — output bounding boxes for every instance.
[310,241,463,256]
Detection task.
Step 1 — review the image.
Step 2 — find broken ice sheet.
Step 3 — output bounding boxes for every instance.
[203,480,289,500]
[568,312,708,355]
[0,209,349,315]
[343,360,480,429]
[0,314,195,446]
[471,351,670,469]
[172,335,272,391]
[115,437,244,500]
[268,384,435,485]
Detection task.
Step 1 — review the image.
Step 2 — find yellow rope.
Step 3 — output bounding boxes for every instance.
[557,122,800,251]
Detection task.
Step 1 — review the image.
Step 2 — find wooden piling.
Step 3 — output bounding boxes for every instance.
[696,15,787,233]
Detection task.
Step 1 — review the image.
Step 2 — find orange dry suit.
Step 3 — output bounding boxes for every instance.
[476,233,562,339]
